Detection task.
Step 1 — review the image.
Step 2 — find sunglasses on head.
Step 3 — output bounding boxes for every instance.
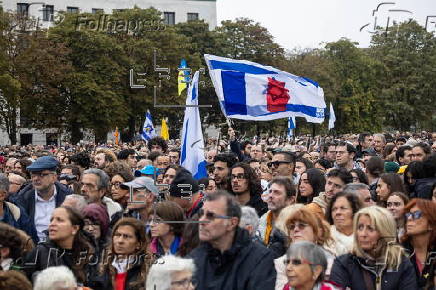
[267,161,291,168]
[405,210,423,220]
[198,208,232,221]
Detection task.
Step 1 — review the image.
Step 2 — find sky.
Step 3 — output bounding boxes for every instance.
[216,0,436,51]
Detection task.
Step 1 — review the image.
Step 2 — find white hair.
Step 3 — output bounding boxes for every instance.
[33,266,77,290]
[239,206,259,235]
[146,255,196,290]
[62,194,87,213]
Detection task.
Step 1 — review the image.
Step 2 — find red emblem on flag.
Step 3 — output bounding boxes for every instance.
[266,77,290,112]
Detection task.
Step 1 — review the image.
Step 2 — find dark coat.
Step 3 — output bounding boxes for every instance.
[189,227,276,290]
[403,242,436,289]
[13,181,72,242]
[230,139,250,162]
[246,192,268,217]
[330,253,418,290]
[267,228,288,259]
[412,177,436,200]
[1,201,38,242]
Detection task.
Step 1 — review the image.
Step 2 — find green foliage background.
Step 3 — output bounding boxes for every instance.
[0,7,434,144]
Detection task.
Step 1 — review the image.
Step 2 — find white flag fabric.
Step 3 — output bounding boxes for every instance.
[328,103,336,130]
[141,110,157,141]
[205,54,326,123]
[180,71,208,179]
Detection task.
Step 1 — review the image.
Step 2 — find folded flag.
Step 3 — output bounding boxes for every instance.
[141,110,157,141]
[180,71,208,179]
[161,118,169,140]
[204,54,326,123]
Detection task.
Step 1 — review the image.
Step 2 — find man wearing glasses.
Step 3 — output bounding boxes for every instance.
[269,151,297,184]
[189,190,276,290]
[14,156,72,242]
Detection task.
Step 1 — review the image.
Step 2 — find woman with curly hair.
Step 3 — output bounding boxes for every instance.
[98,218,154,290]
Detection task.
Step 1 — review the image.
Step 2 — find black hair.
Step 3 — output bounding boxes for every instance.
[326,168,353,185]
[241,140,253,151]
[70,151,91,169]
[322,142,337,153]
[336,141,357,154]
[230,162,263,197]
[314,158,333,170]
[297,168,325,203]
[147,136,168,153]
[147,151,161,162]
[422,153,436,178]
[213,153,238,168]
[295,157,314,171]
[396,145,412,163]
[117,149,135,160]
[269,176,297,199]
[350,168,369,185]
[273,151,296,164]
[358,133,371,143]
[366,156,384,177]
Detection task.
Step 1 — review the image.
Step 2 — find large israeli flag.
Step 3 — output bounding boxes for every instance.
[180,71,208,179]
[141,110,157,141]
[205,54,326,123]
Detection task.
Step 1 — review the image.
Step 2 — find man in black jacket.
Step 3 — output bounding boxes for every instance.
[14,156,72,242]
[189,190,276,290]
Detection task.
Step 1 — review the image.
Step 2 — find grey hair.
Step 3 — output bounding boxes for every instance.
[373,133,386,144]
[239,206,259,236]
[0,174,10,192]
[286,241,327,284]
[343,183,369,194]
[83,168,110,190]
[33,266,77,290]
[146,255,196,290]
[63,194,88,213]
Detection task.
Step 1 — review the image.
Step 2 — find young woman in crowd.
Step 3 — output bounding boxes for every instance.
[350,168,369,185]
[325,192,363,256]
[22,206,95,286]
[149,201,185,257]
[294,157,314,176]
[386,192,409,241]
[296,168,326,204]
[375,173,405,207]
[98,218,153,290]
[330,206,418,289]
[401,199,436,289]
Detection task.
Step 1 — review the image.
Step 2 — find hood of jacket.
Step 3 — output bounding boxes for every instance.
[311,192,329,210]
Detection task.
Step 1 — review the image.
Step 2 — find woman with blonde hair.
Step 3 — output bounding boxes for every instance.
[274,207,336,290]
[330,206,418,290]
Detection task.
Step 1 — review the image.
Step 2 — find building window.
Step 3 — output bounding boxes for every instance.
[187,13,199,21]
[164,12,175,25]
[17,3,29,17]
[92,8,104,14]
[43,5,54,22]
[20,134,32,146]
[66,7,79,14]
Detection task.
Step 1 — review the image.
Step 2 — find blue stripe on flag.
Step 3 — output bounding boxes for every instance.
[221,71,248,115]
[222,102,323,118]
[301,77,319,88]
[180,119,189,164]
[210,60,278,75]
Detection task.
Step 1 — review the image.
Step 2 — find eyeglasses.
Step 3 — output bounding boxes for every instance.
[111,182,122,189]
[267,161,291,168]
[405,210,423,220]
[283,258,315,266]
[231,174,246,180]
[31,172,54,178]
[288,222,309,232]
[198,208,232,221]
[387,202,402,207]
[171,277,196,288]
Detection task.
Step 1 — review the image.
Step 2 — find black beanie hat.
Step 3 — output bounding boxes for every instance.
[169,168,199,197]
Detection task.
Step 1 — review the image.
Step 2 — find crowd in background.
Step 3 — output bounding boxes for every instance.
[0,130,435,290]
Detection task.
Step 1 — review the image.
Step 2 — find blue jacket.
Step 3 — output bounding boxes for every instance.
[13,182,72,242]
[1,201,38,242]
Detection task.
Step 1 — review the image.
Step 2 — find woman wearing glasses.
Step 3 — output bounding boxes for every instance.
[275,208,336,290]
[401,199,436,289]
[105,161,134,209]
[283,241,341,290]
[386,192,409,241]
[147,255,196,290]
[149,201,185,257]
[330,206,418,290]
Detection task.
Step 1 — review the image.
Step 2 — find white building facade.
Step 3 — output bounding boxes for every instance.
[0,0,217,145]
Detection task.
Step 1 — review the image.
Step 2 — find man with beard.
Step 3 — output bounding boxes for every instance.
[93,148,117,169]
[213,153,238,190]
[230,162,267,216]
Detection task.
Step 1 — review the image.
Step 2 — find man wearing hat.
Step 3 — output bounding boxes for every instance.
[168,168,203,219]
[110,176,159,227]
[14,156,72,242]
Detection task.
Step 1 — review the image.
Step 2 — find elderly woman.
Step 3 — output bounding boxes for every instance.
[386,192,409,241]
[401,198,436,289]
[22,206,95,285]
[275,208,336,290]
[330,206,418,289]
[33,266,79,290]
[325,191,363,256]
[98,217,153,290]
[146,255,196,290]
[283,241,341,290]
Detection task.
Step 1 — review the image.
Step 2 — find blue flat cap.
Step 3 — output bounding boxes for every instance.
[27,156,59,172]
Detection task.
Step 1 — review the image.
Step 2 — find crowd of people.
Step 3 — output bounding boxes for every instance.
[0,130,435,290]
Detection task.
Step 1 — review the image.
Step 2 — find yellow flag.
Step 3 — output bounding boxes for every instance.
[161,118,169,140]
[178,59,188,95]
